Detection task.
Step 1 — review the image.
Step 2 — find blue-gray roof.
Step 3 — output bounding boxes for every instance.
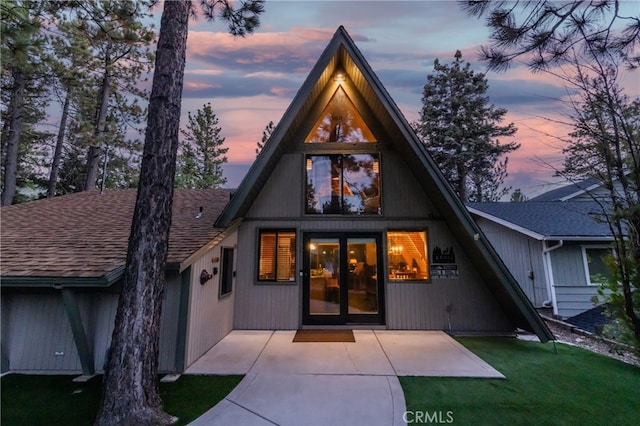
[467,201,613,239]
[530,177,602,201]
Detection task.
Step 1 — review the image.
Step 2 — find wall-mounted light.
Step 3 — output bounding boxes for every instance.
[200,269,213,285]
[306,158,313,171]
[333,71,345,83]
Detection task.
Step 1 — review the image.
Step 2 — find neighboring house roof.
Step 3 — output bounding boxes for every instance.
[467,201,614,241]
[1,188,232,286]
[215,26,553,342]
[565,304,613,334]
[530,177,603,201]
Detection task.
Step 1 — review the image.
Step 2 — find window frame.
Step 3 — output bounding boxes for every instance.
[256,229,297,284]
[304,153,382,216]
[219,246,234,298]
[581,245,613,286]
[386,229,431,283]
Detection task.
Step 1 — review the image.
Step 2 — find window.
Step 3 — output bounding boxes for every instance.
[387,231,429,281]
[582,246,613,286]
[219,247,234,297]
[304,87,375,143]
[258,230,296,282]
[306,154,380,215]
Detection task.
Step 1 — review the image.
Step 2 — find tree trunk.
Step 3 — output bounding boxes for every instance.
[1,67,26,206]
[85,45,112,191]
[456,163,468,203]
[94,2,191,425]
[47,91,70,198]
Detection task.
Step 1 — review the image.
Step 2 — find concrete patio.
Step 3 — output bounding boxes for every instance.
[186,330,504,425]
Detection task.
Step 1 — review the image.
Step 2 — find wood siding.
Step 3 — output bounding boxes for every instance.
[386,224,512,331]
[185,233,237,368]
[2,292,82,372]
[550,242,601,318]
[474,217,549,306]
[233,136,514,332]
[2,275,185,374]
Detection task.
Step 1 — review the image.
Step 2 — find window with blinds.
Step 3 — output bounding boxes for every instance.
[258,230,296,282]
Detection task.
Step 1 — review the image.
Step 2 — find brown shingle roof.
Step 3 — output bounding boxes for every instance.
[1,189,232,281]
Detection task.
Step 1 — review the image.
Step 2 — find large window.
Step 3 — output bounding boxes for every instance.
[582,246,613,286]
[387,231,429,281]
[258,230,296,282]
[306,154,380,215]
[304,86,375,143]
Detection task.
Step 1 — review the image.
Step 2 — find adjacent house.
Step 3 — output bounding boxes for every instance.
[0,27,552,376]
[468,181,617,319]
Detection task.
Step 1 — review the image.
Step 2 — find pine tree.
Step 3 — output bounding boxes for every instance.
[176,102,228,188]
[0,0,50,205]
[95,2,264,424]
[416,50,519,202]
[256,120,274,157]
[461,0,640,71]
[510,188,528,202]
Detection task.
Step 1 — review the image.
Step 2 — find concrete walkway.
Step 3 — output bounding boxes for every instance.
[186,330,503,426]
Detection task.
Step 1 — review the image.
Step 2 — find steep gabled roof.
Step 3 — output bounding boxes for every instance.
[215,26,553,342]
[468,201,614,241]
[1,189,232,287]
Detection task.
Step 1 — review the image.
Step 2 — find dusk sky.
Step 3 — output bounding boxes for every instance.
[162,0,639,198]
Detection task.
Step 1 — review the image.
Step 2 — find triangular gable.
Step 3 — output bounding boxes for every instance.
[215,26,553,342]
[305,86,375,142]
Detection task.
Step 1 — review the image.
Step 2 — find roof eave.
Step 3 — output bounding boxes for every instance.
[0,265,125,289]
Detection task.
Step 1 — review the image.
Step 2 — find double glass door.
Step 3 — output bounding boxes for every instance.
[303,233,384,325]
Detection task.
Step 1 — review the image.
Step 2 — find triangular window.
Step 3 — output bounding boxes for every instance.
[305,87,375,143]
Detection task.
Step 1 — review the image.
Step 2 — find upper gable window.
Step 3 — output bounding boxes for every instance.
[306,154,380,215]
[304,87,375,143]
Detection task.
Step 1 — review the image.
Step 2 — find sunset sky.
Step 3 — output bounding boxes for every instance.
[165,0,639,198]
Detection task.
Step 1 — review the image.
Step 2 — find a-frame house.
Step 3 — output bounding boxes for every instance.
[215,26,553,341]
[0,27,553,376]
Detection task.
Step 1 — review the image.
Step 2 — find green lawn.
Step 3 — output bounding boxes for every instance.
[0,374,242,426]
[401,338,640,425]
[3,339,639,425]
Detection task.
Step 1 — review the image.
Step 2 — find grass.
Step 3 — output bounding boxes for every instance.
[401,338,640,425]
[0,374,242,426]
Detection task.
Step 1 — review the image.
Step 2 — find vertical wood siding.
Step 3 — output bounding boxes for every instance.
[386,224,512,331]
[231,117,514,332]
[159,272,181,371]
[551,243,588,286]
[4,293,81,372]
[550,242,601,318]
[3,277,185,373]
[185,233,237,368]
[475,218,549,306]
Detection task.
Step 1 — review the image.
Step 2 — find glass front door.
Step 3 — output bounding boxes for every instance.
[303,233,384,325]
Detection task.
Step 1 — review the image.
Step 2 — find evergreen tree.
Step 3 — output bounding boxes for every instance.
[176,102,228,188]
[416,50,519,202]
[256,120,274,157]
[510,188,528,202]
[95,2,264,424]
[558,57,639,347]
[461,0,640,71]
[0,0,50,205]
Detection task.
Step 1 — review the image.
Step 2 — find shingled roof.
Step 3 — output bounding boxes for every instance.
[1,189,232,286]
[467,201,614,240]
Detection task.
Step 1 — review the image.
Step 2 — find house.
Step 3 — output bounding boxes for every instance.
[1,189,236,375]
[468,196,615,319]
[0,27,553,376]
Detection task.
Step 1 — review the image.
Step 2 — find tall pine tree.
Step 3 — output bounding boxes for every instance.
[416,50,518,202]
[95,2,264,423]
[176,102,228,188]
